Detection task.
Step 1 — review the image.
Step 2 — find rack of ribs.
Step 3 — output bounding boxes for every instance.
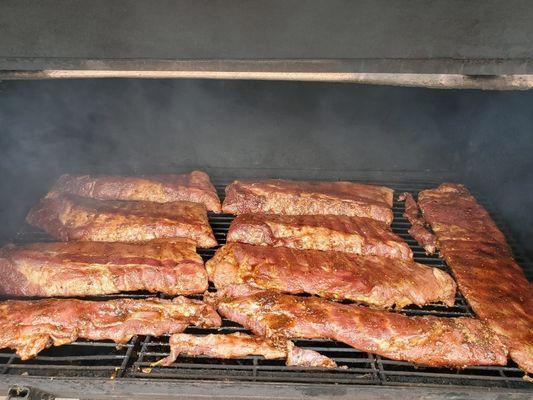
[206,243,455,308]
[399,192,437,254]
[0,297,221,360]
[0,238,208,297]
[52,170,221,212]
[222,179,394,225]
[415,183,532,374]
[207,284,509,368]
[26,192,217,247]
[226,213,412,260]
[153,332,337,368]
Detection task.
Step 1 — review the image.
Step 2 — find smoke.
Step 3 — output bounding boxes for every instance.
[0,79,532,267]
[459,91,533,269]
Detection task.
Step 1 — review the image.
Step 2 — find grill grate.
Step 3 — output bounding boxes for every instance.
[0,339,137,378]
[3,179,532,390]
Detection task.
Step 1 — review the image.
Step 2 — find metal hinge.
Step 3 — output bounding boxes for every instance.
[7,386,55,400]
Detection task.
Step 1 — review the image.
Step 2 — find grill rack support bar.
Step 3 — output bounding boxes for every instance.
[0,377,531,400]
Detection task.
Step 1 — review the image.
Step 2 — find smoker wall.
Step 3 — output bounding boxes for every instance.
[3,0,533,75]
[1,79,532,262]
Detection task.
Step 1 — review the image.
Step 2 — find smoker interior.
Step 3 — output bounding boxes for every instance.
[1,177,530,391]
[0,79,533,396]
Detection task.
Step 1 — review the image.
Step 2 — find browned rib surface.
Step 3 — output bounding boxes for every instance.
[206,243,455,308]
[0,297,221,360]
[222,179,394,225]
[400,192,437,255]
[417,183,533,373]
[226,213,412,260]
[26,192,217,247]
[154,333,336,368]
[52,170,221,212]
[0,239,208,297]
[286,341,338,368]
[209,285,509,368]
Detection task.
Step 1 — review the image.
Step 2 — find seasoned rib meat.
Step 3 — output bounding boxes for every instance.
[207,243,455,308]
[223,179,394,225]
[52,170,221,212]
[156,332,284,365]
[286,341,338,368]
[0,297,221,360]
[208,285,509,368]
[417,184,510,249]
[227,213,412,260]
[0,238,207,297]
[26,192,217,247]
[154,332,336,368]
[399,192,437,254]
[407,225,437,254]
[417,183,533,373]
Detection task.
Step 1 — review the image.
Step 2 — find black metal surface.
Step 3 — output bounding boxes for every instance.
[7,385,55,400]
[2,179,532,391]
[3,1,533,75]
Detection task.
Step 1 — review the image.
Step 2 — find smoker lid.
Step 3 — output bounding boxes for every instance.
[1,1,533,89]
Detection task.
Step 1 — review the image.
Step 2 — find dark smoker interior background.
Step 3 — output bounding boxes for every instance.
[0,79,532,265]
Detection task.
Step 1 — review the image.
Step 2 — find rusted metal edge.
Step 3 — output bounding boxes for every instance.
[1,58,533,88]
[1,70,533,90]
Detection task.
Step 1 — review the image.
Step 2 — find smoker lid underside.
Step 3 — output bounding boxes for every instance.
[2,1,533,89]
[0,176,531,399]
